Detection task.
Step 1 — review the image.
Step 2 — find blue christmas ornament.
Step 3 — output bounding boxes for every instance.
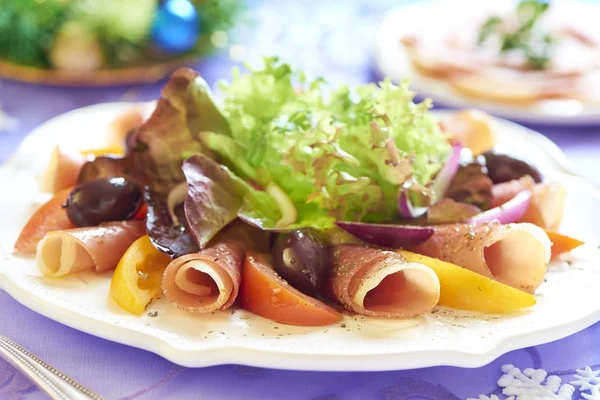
[151,0,200,54]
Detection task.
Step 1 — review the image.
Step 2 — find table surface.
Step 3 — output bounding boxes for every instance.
[1,1,600,399]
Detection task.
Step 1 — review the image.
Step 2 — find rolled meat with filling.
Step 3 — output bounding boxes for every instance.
[162,223,266,313]
[36,220,146,277]
[408,221,551,293]
[329,245,440,318]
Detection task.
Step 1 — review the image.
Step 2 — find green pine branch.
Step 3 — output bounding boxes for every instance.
[0,0,69,67]
[0,0,244,69]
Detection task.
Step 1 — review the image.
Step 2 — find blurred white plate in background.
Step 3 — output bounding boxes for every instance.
[374,0,600,125]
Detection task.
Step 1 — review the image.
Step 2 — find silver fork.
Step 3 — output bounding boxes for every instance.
[0,334,106,400]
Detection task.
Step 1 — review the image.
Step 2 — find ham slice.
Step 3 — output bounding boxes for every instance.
[39,146,86,194]
[329,245,440,318]
[162,223,266,313]
[408,222,551,293]
[490,176,535,208]
[36,221,146,277]
[520,183,567,230]
[490,178,566,230]
[162,241,244,313]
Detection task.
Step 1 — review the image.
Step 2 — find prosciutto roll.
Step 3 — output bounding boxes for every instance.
[329,245,440,318]
[408,222,551,293]
[162,223,266,313]
[36,221,146,277]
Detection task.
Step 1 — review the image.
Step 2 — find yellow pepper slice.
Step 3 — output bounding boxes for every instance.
[110,235,171,315]
[397,250,536,313]
[80,146,125,157]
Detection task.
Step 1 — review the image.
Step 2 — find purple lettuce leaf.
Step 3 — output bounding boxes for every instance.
[144,188,200,258]
[182,155,247,248]
[182,154,283,248]
[127,68,231,194]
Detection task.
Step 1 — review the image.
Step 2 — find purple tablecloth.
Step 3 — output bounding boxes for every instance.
[1,1,600,399]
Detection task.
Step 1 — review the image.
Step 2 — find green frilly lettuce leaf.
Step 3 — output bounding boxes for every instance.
[208,57,451,229]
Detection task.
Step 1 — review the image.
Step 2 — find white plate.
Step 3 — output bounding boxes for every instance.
[1,103,600,371]
[373,0,600,125]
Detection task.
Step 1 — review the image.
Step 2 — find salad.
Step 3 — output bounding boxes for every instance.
[400,0,600,105]
[14,58,584,326]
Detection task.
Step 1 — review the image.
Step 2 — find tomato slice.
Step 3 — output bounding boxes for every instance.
[14,187,75,254]
[110,235,172,315]
[132,203,148,221]
[241,250,342,326]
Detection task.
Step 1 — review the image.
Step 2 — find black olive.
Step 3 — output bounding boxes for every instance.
[77,156,130,184]
[272,229,328,297]
[64,177,143,227]
[483,151,542,184]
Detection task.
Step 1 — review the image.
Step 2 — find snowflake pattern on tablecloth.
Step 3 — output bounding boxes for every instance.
[571,367,600,400]
[469,364,600,400]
